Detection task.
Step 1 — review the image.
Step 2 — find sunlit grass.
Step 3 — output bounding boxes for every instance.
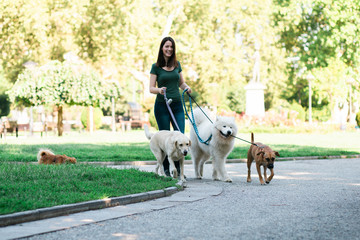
[1,130,359,162]
[0,163,177,215]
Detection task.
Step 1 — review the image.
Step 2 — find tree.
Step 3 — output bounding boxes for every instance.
[155,0,287,110]
[0,0,45,83]
[0,66,11,117]
[8,60,120,136]
[273,0,360,114]
[73,0,159,105]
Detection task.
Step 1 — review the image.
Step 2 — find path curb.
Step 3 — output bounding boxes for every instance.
[0,183,183,227]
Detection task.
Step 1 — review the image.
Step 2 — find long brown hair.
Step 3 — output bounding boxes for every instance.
[156,36,178,68]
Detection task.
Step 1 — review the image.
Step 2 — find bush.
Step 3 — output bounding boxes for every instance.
[227,90,245,114]
[312,107,331,122]
[148,111,158,129]
[0,94,10,117]
[356,111,360,127]
[81,107,103,130]
[289,101,306,121]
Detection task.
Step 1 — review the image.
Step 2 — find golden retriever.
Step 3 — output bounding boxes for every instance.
[144,124,191,181]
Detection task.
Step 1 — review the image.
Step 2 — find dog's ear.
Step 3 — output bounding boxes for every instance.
[189,140,191,146]
[174,140,178,148]
[274,151,280,157]
[257,151,264,156]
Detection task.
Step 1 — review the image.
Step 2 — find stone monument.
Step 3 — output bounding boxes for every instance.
[245,41,266,117]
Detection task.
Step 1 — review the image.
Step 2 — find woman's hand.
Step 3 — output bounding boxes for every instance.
[159,87,166,95]
[185,86,192,94]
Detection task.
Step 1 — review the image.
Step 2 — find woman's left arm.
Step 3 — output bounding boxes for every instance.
[179,72,192,93]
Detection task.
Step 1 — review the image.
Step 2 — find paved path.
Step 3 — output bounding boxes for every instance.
[1,158,360,240]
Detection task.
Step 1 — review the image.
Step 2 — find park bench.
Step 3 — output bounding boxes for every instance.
[127,102,150,130]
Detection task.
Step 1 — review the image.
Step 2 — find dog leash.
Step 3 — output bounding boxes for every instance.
[182,89,260,147]
[182,89,212,145]
[163,89,181,132]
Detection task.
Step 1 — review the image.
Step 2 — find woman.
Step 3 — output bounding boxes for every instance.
[149,36,192,176]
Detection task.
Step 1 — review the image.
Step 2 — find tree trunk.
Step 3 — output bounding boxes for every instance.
[111,97,116,132]
[161,6,182,38]
[29,106,34,136]
[89,106,93,134]
[57,105,63,136]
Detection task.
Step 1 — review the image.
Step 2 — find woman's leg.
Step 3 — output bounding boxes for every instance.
[170,101,185,133]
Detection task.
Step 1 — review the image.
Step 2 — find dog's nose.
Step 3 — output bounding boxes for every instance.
[183,151,188,156]
[227,130,231,135]
[268,164,274,169]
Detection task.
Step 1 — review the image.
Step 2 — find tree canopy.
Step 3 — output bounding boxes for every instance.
[1,0,359,123]
[7,60,120,135]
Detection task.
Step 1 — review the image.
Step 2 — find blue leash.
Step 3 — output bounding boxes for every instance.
[182,89,212,145]
[181,89,260,147]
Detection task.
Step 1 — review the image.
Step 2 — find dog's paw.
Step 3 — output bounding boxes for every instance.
[172,170,178,179]
[260,182,266,185]
[247,178,252,183]
[225,178,233,183]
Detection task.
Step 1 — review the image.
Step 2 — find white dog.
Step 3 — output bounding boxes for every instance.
[190,108,238,182]
[144,124,191,181]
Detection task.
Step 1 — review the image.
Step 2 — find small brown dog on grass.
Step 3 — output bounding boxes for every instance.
[247,133,279,185]
[37,149,77,164]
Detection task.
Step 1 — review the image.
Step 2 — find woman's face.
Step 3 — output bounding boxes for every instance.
[162,40,173,59]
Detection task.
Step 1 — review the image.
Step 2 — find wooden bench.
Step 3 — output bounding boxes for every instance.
[14,122,57,137]
[128,108,149,129]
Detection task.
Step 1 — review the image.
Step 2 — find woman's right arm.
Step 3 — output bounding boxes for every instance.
[150,74,165,95]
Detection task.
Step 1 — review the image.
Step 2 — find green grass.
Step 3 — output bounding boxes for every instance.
[0,163,178,215]
[0,142,154,163]
[1,130,359,162]
[229,132,360,159]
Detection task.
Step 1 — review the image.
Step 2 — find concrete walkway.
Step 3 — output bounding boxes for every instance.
[1,158,360,240]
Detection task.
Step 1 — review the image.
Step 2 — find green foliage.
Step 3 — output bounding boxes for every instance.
[226,90,246,114]
[273,0,360,112]
[8,60,120,107]
[0,0,359,124]
[81,107,103,129]
[312,107,331,122]
[289,101,305,121]
[0,94,10,117]
[148,111,158,129]
[356,111,360,127]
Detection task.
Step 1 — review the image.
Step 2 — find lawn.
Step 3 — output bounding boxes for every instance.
[0,130,359,163]
[0,163,178,215]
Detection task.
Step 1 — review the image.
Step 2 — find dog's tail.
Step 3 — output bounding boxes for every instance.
[37,149,55,163]
[251,132,254,143]
[144,124,154,140]
[192,107,211,125]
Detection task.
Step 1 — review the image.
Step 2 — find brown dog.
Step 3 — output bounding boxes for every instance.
[247,133,279,185]
[37,149,77,164]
